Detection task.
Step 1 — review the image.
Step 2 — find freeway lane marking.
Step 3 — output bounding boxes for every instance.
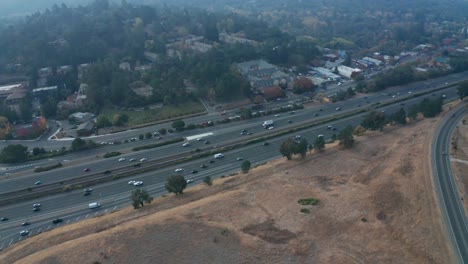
[8,238,13,246]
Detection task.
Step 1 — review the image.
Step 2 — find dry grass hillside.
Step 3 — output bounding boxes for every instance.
[0,116,456,264]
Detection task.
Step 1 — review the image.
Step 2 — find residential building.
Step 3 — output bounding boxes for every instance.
[362,57,383,66]
[76,121,95,137]
[237,60,290,91]
[69,112,95,124]
[119,62,132,71]
[219,33,259,46]
[144,52,158,63]
[337,65,361,79]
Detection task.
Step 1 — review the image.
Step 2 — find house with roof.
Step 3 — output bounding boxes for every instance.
[236,60,290,92]
[76,121,95,137]
[69,112,95,124]
[258,86,284,101]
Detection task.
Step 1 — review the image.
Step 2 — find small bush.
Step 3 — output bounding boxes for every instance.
[63,185,73,192]
[34,162,63,173]
[103,151,121,158]
[297,198,320,205]
[361,217,368,222]
[300,208,310,214]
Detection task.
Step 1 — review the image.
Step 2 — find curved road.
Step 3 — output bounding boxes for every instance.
[432,103,468,263]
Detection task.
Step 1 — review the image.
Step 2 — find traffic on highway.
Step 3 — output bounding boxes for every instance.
[0,71,465,250]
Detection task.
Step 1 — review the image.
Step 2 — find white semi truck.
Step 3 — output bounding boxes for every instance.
[262,120,274,128]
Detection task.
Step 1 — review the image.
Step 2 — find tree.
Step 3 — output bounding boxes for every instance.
[361,111,387,131]
[171,120,185,131]
[138,134,144,140]
[241,160,251,173]
[112,114,128,126]
[392,108,407,125]
[338,125,355,148]
[314,136,325,152]
[32,147,47,156]
[145,132,152,139]
[293,77,314,94]
[203,176,212,186]
[130,189,153,209]
[408,105,419,120]
[419,97,442,118]
[71,138,86,151]
[158,128,167,135]
[96,115,111,128]
[296,138,309,158]
[280,139,296,160]
[0,144,28,163]
[457,81,468,100]
[165,175,187,195]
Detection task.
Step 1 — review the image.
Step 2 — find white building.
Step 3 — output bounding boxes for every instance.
[362,57,383,66]
[337,65,361,79]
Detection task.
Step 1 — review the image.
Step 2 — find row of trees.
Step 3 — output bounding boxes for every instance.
[131,160,252,209]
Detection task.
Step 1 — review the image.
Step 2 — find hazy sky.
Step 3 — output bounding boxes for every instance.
[0,0,96,18]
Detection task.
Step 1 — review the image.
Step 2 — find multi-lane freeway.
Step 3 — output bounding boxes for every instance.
[432,104,468,263]
[0,71,465,250]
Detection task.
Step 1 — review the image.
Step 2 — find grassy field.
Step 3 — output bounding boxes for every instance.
[101,101,205,126]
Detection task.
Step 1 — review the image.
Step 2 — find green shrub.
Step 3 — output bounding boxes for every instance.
[300,208,310,214]
[34,162,63,173]
[297,198,320,205]
[103,151,121,158]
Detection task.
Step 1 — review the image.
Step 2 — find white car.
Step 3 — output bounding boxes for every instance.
[268,126,274,130]
[129,158,137,162]
[196,138,202,141]
[182,142,190,147]
[317,134,324,138]
[186,179,194,184]
[274,114,280,117]
[118,158,126,162]
[20,230,29,236]
[174,168,184,172]
[139,158,147,162]
[32,203,41,208]
[128,180,136,185]
[133,181,143,186]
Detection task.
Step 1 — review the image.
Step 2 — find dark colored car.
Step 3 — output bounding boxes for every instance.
[33,207,40,212]
[103,170,112,174]
[200,164,208,168]
[22,222,31,226]
[52,218,63,224]
[191,170,198,174]
[209,160,215,163]
[263,142,270,146]
[83,188,93,196]
[83,168,91,172]
[0,217,8,221]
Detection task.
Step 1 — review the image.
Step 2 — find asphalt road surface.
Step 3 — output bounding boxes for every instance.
[432,104,468,263]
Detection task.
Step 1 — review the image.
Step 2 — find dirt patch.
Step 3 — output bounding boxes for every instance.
[242,219,297,244]
[0,116,456,264]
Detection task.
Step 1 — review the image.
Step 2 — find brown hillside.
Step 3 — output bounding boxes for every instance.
[0,116,455,264]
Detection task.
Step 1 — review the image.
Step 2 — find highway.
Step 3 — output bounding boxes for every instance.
[0,88,461,249]
[432,104,468,263]
[0,86,459,194]
[1,70,467,155]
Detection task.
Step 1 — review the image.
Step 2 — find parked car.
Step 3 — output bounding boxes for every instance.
[52,218,63,224]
